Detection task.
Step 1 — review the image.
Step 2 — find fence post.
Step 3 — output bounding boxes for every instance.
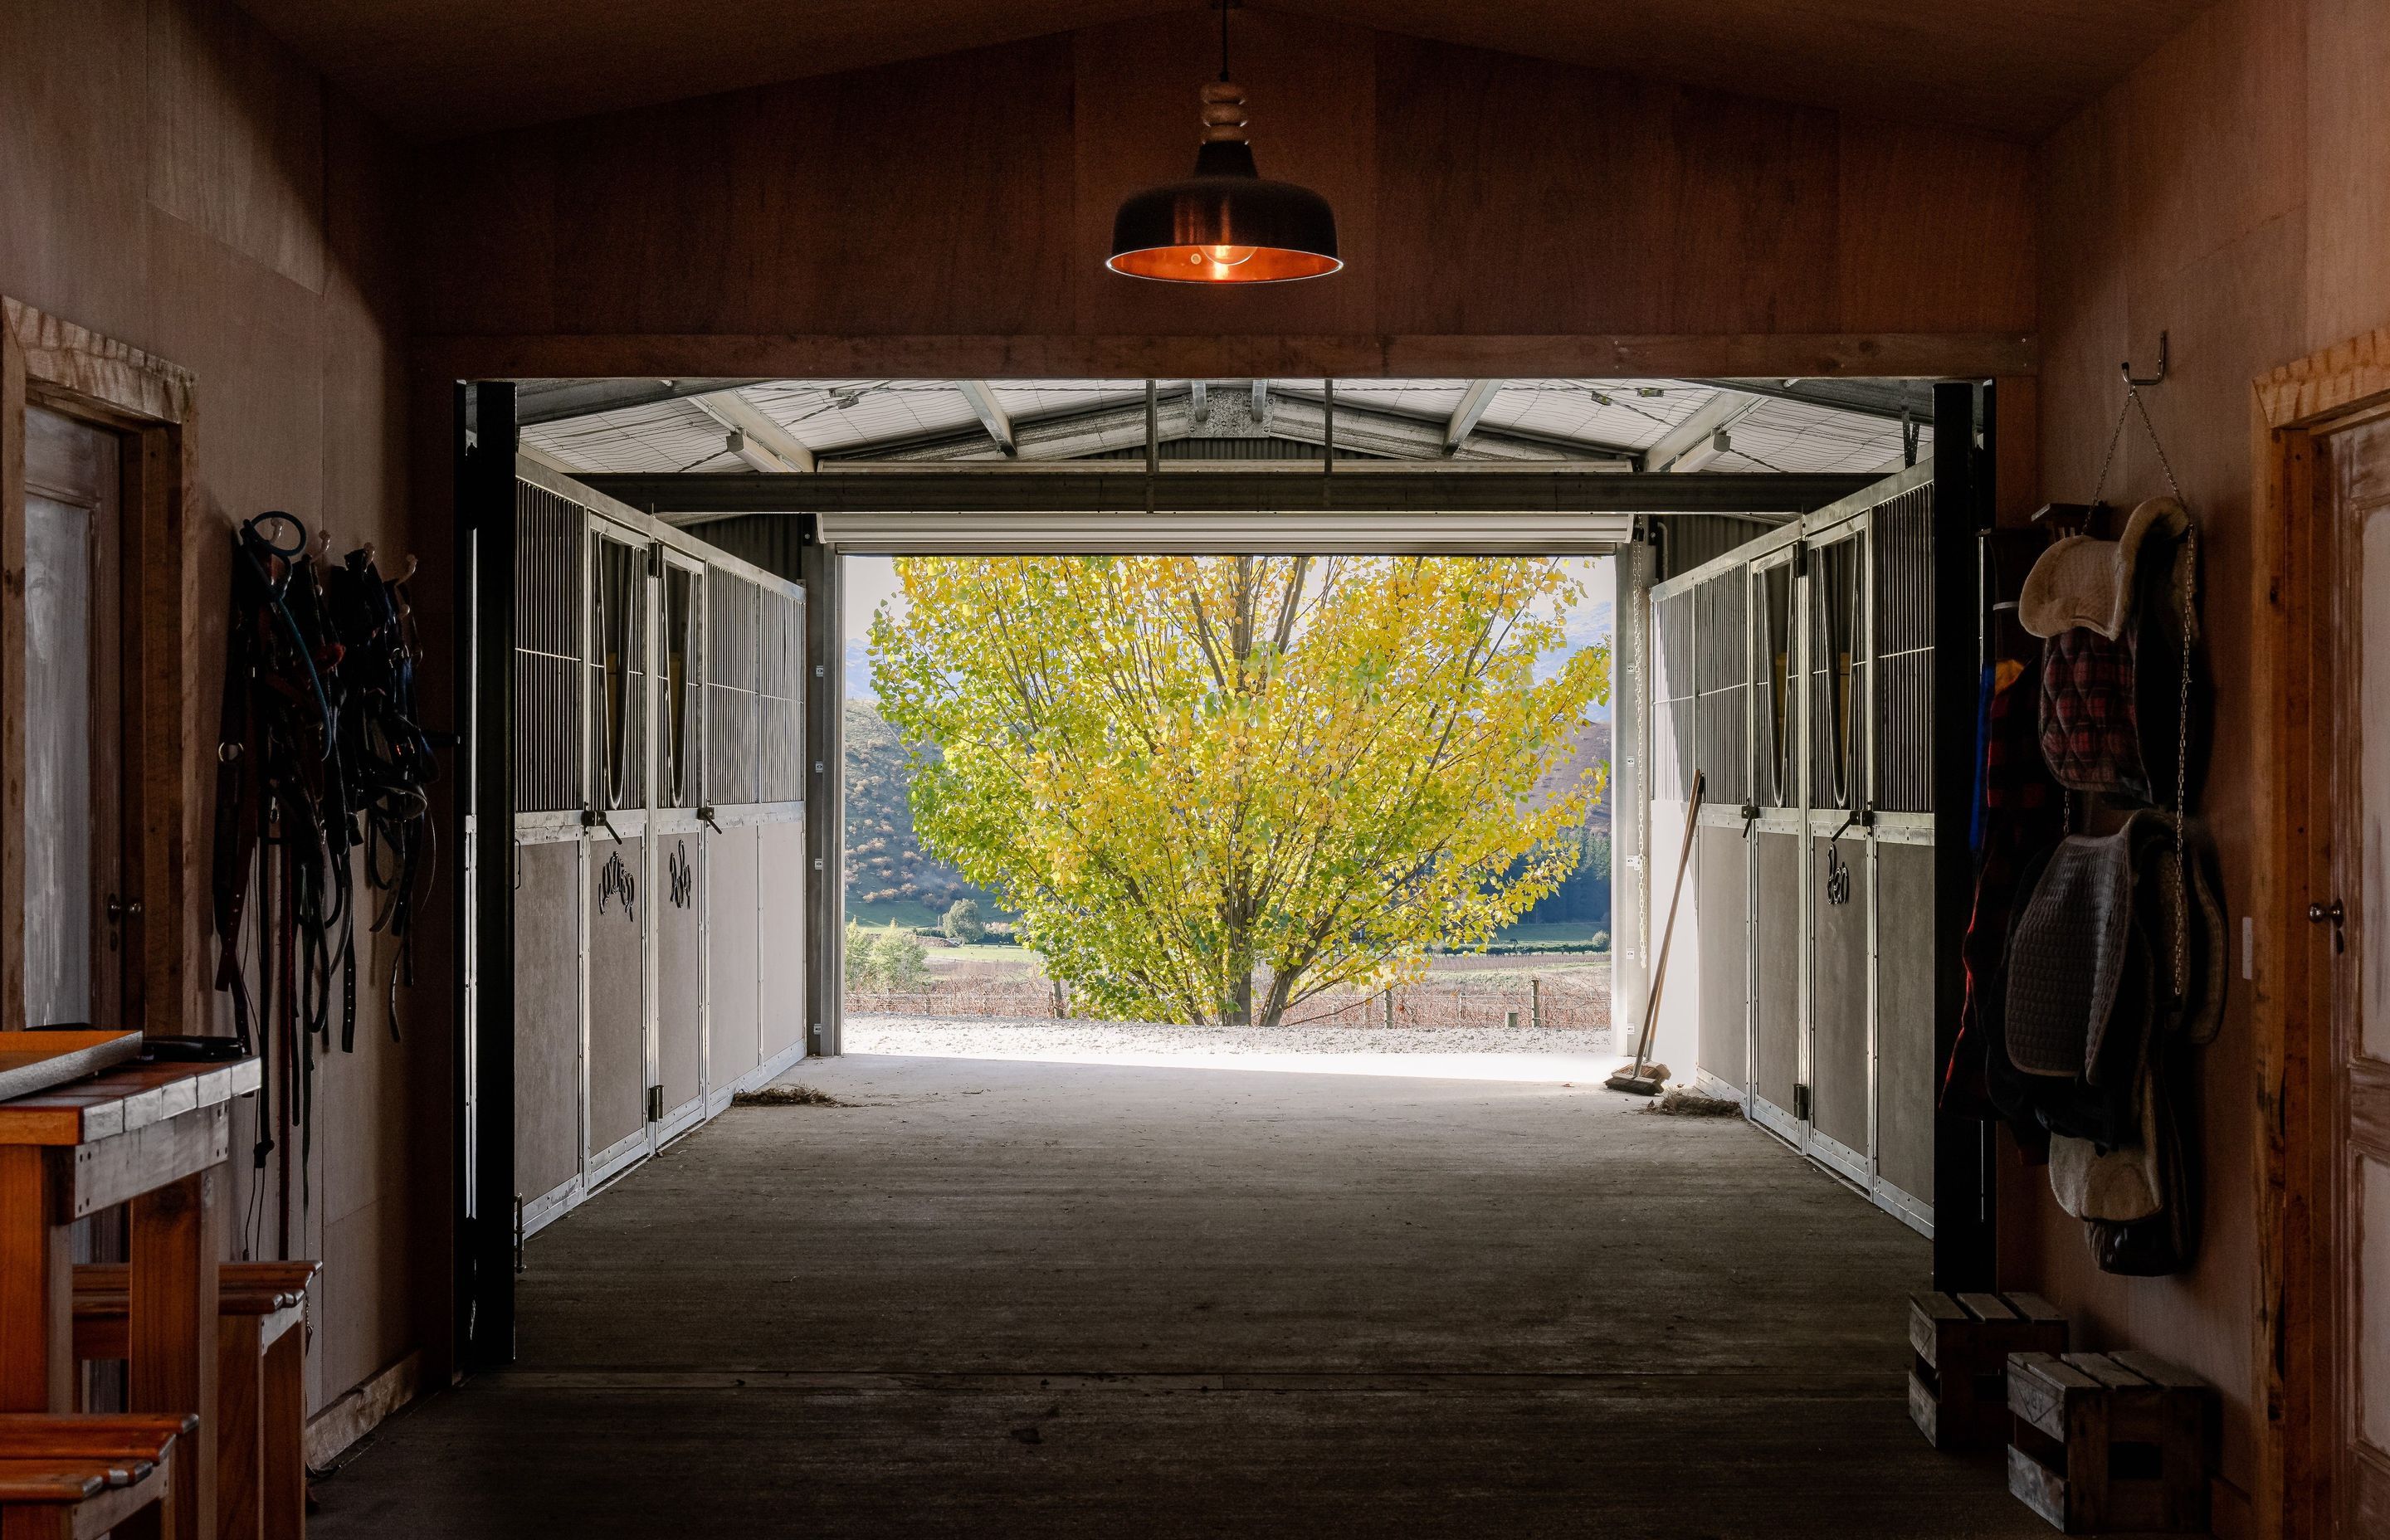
[1532,975,1542,1030]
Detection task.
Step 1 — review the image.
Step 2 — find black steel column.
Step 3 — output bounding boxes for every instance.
[461,383,518,1368]
[1931,381,1995,1290]
[800,536,844,1058]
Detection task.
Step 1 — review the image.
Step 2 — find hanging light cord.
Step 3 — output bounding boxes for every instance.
[1220,0,1231,81]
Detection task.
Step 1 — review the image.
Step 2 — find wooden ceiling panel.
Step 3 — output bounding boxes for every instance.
[237,0,2214,142]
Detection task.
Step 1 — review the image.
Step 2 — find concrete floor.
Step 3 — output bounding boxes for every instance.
[312,1054,2046,1538]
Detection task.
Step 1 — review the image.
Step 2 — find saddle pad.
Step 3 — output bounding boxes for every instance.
[2041,626,2149,799]
[2004,832,2136,1077]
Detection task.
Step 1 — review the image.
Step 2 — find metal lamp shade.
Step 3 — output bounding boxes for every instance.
[1107,141,1340,284]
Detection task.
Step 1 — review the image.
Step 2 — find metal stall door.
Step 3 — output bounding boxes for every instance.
[1868,480,1938,1232]
[584,513,654,1187]
[1647,584,1702,1074]
[651,548,708,1140]
[1690,568,1752,1106]
[1744,540,1805,1143]
[1805,518,1873,1187]
[510,473,590,1238]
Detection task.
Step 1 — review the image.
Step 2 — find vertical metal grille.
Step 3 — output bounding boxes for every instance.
[1653,588,1696,800]
[660,563,702,808]
[589,530,647,811]
[1753,561,1797,807]
[1872,485,1934,812]
[705,573,758,805]
[754,587,807,802]
[1808,533,1866,811]
[512,482,585,812]
[1693,571,1749,805]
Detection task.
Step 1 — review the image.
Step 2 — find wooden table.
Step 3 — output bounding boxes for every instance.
[0,1057,258,1540]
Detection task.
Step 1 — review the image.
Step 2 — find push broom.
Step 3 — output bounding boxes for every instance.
[1607,768,1704,1096]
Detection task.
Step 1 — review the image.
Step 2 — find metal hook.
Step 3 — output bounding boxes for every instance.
[2122,330,2168,387]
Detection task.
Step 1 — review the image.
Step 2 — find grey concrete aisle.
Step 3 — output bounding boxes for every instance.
[311,1055,2046,1538]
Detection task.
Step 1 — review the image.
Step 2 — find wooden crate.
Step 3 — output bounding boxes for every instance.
[2007,1351,2215,1535]
[1908,1290,2068,1450]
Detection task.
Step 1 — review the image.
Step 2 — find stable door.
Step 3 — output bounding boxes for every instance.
[2329,414,2390,1533]
[21,406,128,1027]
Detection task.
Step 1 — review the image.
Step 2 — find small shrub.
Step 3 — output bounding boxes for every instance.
[844,920,880,987]
[942,898,987,943]
[876,925,930,991]
[1591,931,1610,952]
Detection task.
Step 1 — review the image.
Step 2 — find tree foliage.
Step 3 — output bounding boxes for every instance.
[871,555,1608,1026]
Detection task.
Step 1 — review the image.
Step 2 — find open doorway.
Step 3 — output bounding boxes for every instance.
[839,549,1621,1083]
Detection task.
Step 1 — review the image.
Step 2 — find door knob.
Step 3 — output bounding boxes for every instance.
[2308,899,2346,953]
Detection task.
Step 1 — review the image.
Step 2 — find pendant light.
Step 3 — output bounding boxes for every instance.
[1106,0,1340,284]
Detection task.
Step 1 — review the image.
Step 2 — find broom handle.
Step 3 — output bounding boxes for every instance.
[1631,768,1705,1075]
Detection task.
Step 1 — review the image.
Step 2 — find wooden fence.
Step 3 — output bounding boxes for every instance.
[846,973,1611,1031]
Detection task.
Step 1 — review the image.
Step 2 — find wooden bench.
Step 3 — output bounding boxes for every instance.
[73,1262,317,1540]
[0,1412,193,1540]
[1908,1290,2068,1450]
[2007,1351,2216,1535]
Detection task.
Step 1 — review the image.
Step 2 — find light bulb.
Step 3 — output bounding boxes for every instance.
[1195,245,1257,267]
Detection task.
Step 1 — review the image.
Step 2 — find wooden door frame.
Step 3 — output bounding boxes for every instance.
[2251,327,2390,1540]
[0,299,196,1034]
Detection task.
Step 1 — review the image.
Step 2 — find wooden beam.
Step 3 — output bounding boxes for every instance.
[417,333,2040,386]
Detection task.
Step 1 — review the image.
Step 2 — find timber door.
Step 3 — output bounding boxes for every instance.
[21,406,128,1027]
[2327,416,2390,1533]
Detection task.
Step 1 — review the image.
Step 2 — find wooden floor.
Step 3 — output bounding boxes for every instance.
[311,1055,2047,1538]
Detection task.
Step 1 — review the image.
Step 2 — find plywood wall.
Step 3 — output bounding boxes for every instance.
[2025,0,2390,1527]
[408,11,2036,374]
[0,0,441,1418]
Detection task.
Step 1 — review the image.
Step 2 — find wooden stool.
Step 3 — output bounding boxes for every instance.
[2007,1351,2216,1535]
[1909,1291,2067,1450]
[0,1412,191,1539]
[74,1263,318,1540]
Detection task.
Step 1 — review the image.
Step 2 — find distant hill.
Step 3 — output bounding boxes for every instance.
[843,702,990,924]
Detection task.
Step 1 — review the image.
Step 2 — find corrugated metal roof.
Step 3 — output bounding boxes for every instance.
[520,378,1929,476]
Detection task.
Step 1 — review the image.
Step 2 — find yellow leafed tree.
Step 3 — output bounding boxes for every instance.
[870,555,1608,1026]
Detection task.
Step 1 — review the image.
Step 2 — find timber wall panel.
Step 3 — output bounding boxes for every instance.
[0,0,438,1417]
[410,18,2036,349]
[2027,0,2390,1518]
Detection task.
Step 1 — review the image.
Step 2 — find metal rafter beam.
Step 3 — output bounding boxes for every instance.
[576,468,1875,515]
[687,388,816,472]
[1443,379,1502,455]
[1640,390,1765,472]
[956,380,1017,456]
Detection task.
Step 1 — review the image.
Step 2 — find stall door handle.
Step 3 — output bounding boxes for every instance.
[105,894,143,924]
[2308,899,2346,953]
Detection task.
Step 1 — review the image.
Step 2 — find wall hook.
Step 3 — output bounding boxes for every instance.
[2122,330,2168,387]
